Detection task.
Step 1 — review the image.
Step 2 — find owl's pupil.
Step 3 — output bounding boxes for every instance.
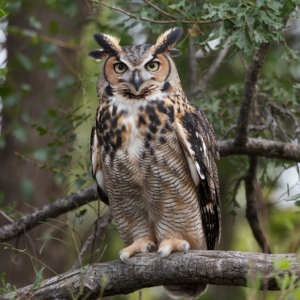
[150,63,155,68]
[118,64,124,70]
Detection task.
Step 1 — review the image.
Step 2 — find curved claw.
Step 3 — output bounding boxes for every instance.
[183,242,190,253]
[119,251,129,264]
[147,243,155,252]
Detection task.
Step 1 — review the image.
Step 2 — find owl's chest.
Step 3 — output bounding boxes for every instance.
[97,98,176,164]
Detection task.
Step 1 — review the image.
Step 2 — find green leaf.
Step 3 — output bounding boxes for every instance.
[20,179,34,203]
[284,193,300,202]
[295,200,300,207]
[81,264,89,273]
[73,178,86,189]
[76,209,87,218]
[68,134,76,142]
[16,53,33,71]
[274,258,291,270]
[31,267,45,290]
[12,125,27,143]
[29,16,41,30]
[1,272,5,287]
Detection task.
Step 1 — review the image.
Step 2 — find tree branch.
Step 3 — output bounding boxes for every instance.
[245,156,271,254]
[0,185,98,242]
[90,0,218,24]
[218,138,300,162]
[235,43,269,146]
[70,209,113,271]
[1,251,299,300]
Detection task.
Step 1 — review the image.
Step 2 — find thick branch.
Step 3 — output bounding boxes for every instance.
[1,251,299,300]
[218,138,300,162]
[0,185,98,242]
[235,43,269,146]
[245,156,271,254]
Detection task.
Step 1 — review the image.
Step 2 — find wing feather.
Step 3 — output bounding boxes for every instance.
[176,103,221,250]
[90,124,110,206]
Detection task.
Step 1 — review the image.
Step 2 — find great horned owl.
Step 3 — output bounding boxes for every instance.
[89,28,221,299]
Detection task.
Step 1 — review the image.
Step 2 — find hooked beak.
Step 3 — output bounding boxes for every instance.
[132,72,143,92]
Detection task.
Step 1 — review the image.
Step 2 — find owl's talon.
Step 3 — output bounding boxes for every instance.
[119,251,129,264]
[183,242,190,253]
[147,243,155,252]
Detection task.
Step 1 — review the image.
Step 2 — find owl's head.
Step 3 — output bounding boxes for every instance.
[89,27,183,100]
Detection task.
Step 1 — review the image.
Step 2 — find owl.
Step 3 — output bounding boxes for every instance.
[89,28,221,299]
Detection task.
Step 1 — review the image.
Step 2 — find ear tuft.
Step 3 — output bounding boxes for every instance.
[89,33,122,61]
[88,49,110,61]
[168,48,181,57]
[152,27,183,55]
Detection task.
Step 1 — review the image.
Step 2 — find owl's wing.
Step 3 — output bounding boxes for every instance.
[175,102,220,250]
[90,124,110,206]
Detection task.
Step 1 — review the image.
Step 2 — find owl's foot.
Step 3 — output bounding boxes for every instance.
[158,238,190,258]
[119,237,156,263]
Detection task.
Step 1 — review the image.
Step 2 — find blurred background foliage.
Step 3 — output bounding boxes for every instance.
[0,0,300,299]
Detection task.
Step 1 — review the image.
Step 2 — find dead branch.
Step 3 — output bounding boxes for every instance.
[235,43,269,146]
[0,185,98,242]
[245,156,271,254]
[1,251,299,300]
[198,39,230,93]
[70,209,113,271]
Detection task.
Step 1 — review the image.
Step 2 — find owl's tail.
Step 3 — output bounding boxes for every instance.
[163,284,208,299]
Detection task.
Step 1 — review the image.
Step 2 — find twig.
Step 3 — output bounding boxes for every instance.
[273,113,288,143]
[2,251,299,300]
[70,209,112,270]
[143,0,177,20]
[197,38,231,93]
[0,210,14,223]
[245,156,271,254]
[0,185,98,242]
[269,103,300,144]
[90,0,218,24]
[222,107,272,140]
[235,43,269,146]
[252,180,270,299]
[238,50,248,71]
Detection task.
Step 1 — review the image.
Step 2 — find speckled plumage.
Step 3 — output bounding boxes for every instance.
[89,28,221,299]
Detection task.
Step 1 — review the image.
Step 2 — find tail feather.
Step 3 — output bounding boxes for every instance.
[164,284,208,299]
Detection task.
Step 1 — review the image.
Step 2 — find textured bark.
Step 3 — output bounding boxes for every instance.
[245,156,271,254]
[0,185,98,242]
[1,251,299,300]
[218,138,300,161]
[235,43,269,146]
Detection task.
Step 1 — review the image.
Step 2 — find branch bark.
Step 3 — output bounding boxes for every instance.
[218,138,300,162]
[245,156,271,254]
[0,185,98,242]
[1,251,299,300]
[235,43,269,146]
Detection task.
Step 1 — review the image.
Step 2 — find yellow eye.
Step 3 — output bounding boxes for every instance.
[146,62,159,72]
[114,63,127,74]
